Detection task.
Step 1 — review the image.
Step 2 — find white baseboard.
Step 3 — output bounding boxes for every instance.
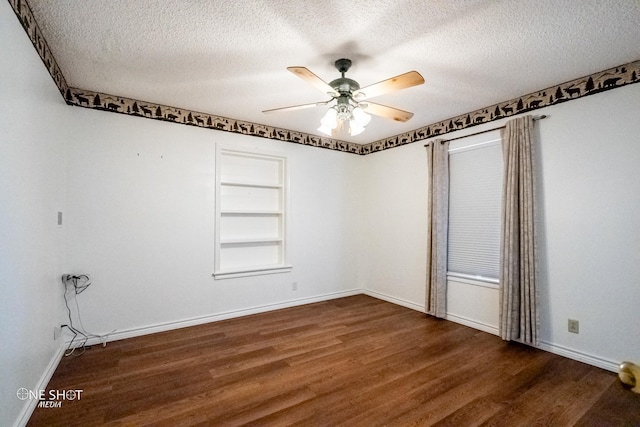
[537,340,619,373]
[363,289,425,313]
[445,312,499,336]
[14,343,66,427]
[442,317,619,373]
[84,288,363,347]
[441,314,619,372]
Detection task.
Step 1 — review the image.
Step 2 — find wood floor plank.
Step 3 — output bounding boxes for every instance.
[27,295,639,426]
[338,337,539,426]
[574,380,640,427]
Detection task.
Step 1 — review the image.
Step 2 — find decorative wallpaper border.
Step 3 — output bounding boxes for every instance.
[8,0,640,156]
[8,0,68,97]
[60,87,362,154]
[360,60,640,154]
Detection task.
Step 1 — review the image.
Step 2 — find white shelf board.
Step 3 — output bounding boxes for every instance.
[220,209,282,215]
[213,264,293,280]
[220,237,283,245]
[220,180,282,189]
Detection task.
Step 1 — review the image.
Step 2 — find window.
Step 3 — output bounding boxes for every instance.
[213,145,291,279]
[447,130,503,285]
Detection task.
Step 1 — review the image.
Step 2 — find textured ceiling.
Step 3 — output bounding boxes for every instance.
[27,0,640,144]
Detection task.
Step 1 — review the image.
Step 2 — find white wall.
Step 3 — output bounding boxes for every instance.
[64,107,363,338]
[360,82,640,370]
[357,139,429,310]
[0,2,69,425]
[536,83,640,368]
[445,278,499,334]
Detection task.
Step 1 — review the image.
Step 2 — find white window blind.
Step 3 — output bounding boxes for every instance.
[447,131,503,281]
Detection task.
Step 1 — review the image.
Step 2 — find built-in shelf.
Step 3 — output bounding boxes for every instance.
[214,145,290,279]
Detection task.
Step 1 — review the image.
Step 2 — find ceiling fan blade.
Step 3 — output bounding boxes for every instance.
[355,71,424,100]
[262,100,331,114]
[361,102,414,122]
[287,67,337,96]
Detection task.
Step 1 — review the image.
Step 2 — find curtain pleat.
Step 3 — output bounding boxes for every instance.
[499,116,539,345]
[425,139,449,318]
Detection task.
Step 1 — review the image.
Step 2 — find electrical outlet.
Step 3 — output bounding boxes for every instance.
[54,326,62,340]
[292,282,298,291]
[568,319,579,334]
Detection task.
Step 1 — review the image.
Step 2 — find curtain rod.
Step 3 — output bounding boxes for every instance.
[424,115,548,146]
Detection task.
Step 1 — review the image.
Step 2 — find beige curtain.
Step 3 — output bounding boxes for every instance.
[425,139,449,318]
[499,116,539,345]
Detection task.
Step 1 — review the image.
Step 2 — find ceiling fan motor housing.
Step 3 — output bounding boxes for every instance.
[329,77,360,94]
[330,58,360,96]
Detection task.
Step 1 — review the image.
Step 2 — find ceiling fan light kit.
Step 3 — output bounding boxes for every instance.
[317,99,371,136]
[264,58,424,137]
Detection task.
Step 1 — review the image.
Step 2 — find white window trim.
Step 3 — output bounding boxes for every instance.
[446,272,499,289]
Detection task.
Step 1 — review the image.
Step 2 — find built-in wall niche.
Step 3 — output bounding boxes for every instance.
[214,145,291,279]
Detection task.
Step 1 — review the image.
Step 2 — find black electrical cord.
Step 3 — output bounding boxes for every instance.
[63,274,90,294]
[61,275,91,356]
[60,274,114,355]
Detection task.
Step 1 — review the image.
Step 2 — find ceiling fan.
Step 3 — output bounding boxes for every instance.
[263,58,424,136]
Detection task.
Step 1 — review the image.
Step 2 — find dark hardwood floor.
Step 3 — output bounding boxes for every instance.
[29,295,639,426]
